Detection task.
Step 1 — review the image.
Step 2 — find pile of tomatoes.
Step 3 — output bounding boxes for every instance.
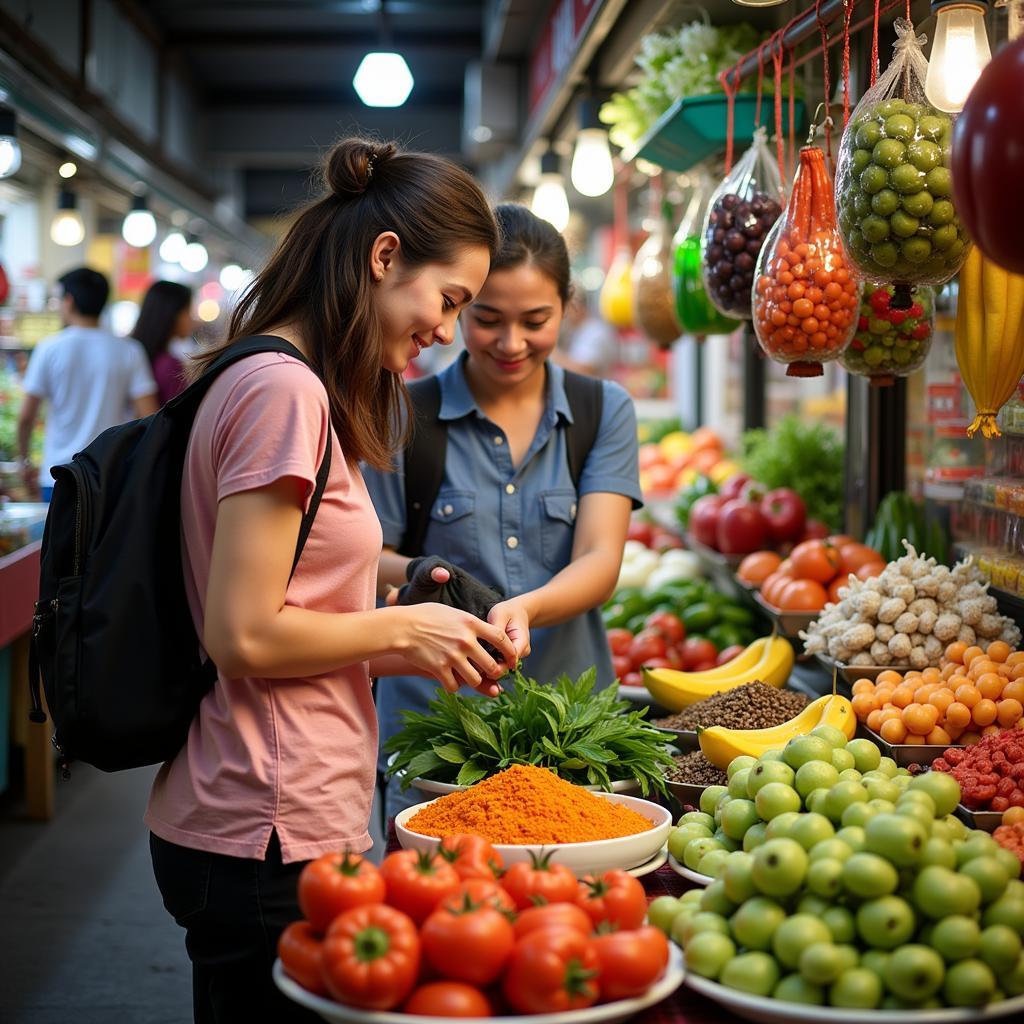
[279,835,670,1018]
[738,536,886,613]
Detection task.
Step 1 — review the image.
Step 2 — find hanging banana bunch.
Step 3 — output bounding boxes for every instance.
[954,245,1024,438]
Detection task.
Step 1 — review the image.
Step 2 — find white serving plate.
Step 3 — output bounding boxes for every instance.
[667,853,713,886]
[682,973,1024,1024]
[395,792,672,878]
[274,943,684,1024]
[628,845,668,878]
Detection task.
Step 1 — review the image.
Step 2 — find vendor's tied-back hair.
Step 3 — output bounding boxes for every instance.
[189,137,499,468]
[491,203,571,305]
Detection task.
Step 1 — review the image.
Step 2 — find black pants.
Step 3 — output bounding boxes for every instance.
[150,831,321,1024]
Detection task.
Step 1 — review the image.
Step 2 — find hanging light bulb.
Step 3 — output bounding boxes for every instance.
[0,105,22,179]
[159,231,187,264]
[58,160,77,179]
[531,147,570,232]
[219,263,249,290]
[570,98,614,198]
[122,193,157,248]
[352,52,414,107]
[50,189,85,247]
[181,237,209,273]
[925,0,992,112]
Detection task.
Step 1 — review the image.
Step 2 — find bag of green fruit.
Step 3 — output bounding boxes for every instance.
[673,169,743,336]
[834,19,971,310]
[702,127,786,320]
[841,282,935,386]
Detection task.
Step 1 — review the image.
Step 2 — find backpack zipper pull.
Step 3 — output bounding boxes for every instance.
[27,600,56,725]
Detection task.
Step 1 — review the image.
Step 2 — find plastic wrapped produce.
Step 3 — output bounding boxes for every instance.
[701,128,785,320]
[834,20,970,308]
[633,198,683,348]
[842,282,934,385]
[672,172,741,336]
[753,145,862,377]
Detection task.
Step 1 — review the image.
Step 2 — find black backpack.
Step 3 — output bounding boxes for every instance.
[398,369,603,557]
[28,335,331,773]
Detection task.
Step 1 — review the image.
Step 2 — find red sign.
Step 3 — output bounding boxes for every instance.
[528,0,605,117]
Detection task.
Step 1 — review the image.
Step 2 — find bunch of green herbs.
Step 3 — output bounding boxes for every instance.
[741,414,845,530]
[384,668,674,796]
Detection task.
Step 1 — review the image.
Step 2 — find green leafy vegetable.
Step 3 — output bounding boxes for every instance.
[741,414,845,530]
[384,668,675,797]
[865,491,948,564]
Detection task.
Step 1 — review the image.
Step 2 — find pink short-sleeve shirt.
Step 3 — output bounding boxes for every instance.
[145,352,382,863]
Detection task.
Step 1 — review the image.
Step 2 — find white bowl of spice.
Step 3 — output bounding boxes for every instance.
[394,764,672,878]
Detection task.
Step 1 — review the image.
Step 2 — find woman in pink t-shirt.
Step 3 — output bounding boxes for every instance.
[145,137,524,1024]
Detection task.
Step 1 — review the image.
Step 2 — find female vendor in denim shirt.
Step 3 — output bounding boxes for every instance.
[364,204,642,819]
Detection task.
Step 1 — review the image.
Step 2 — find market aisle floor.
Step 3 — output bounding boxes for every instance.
[0,765,388,1024]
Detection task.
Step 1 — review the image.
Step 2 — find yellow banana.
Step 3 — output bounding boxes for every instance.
[643,636,794,711]
[697,694,856,769]
[954,246,982,404]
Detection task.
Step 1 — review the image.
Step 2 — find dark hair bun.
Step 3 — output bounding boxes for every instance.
[324,138,398,197]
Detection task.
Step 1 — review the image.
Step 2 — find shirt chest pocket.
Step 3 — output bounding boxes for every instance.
[539,489,578,570]
[424,490,480,567]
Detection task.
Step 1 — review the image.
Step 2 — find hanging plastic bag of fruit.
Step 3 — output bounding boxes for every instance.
[672,171,742,337]
[633,181,682,349]
[702,128,785,321]
[834,19,970,310]
[753,133,862,377]
[841,282,935,386]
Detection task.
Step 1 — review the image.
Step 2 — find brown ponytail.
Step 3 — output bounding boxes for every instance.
[190,137,498,468]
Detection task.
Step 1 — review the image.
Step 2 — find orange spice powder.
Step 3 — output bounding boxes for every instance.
[404,764,654,844]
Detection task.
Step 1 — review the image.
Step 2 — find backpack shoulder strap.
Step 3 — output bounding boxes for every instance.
[399,376,446,557]
[170,334,330,581]
[562,371,604,491]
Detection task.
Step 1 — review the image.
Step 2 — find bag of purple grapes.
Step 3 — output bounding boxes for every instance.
[702,127,785,319]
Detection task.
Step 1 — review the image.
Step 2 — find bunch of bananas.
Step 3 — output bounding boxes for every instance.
[697,693,856,769]
[955,245,1024,439]
[642,635,794,712]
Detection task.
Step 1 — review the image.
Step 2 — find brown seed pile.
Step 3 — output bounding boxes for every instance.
[655,681,809,731]
[665,750,728,786]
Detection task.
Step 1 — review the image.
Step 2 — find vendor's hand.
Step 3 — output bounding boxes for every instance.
[396,603,515,697]
[385,564,450,607]
[487,598,531,665]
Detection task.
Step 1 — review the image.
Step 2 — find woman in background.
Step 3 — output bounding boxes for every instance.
[132,280,194,403]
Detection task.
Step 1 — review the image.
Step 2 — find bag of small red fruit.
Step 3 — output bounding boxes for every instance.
[753,141,863,377]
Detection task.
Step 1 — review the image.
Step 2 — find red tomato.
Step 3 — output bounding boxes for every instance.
[737,550,783,585]
[639,657,673,670]
[606,628,633,657]
[644,611,685,645]
[621,671,643,688]
[298,852,386,933]
[855,561,886,581]
[592,926,670,1002]
[626,520,655,547]
[575,870,647,930]
[801,519,830,540]
[420,901,515,987]
[628,629,667,668]
[404,981,493,1018]
[611,655,632,680]
[789,539,840,584]
[379,850,461,925]
[514,902,593,940]
[321,904,421,1011]
[501,850,579,910]
[716,644,746,666]
[777,578,829,611]
[681,637,717,670]
[439,878,517,916]
[502,927,600,1014]
[693,659,718,671]
[663,645,683,670]
[828,575,849,604]
[839,542,884,575]
[277,920,328,996]
[827,534,854,548]
[438,834,504,882]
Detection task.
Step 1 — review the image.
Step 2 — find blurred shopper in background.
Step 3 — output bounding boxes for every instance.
[145,137,521,1024]
[556,287,618,378]
[17,267,158,500]
[366,204,640,821]
[132,280,195,404]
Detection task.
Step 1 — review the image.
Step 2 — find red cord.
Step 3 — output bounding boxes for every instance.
[721,68,738,174]
[905,0,911,21]
[754,40,768,129]
[772,34,785,182]
[871,0,881,86]
[788,48,796,182]
[816,0,832,161]
[842,0,853,126]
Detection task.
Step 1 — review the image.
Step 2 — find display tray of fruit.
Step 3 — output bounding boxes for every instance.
[753,590,818,640]
[815,655,889,685]
[855,724,960,769]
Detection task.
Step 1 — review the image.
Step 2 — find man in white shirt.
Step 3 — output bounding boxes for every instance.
[556,290,618,378]
[17,267,159,500]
